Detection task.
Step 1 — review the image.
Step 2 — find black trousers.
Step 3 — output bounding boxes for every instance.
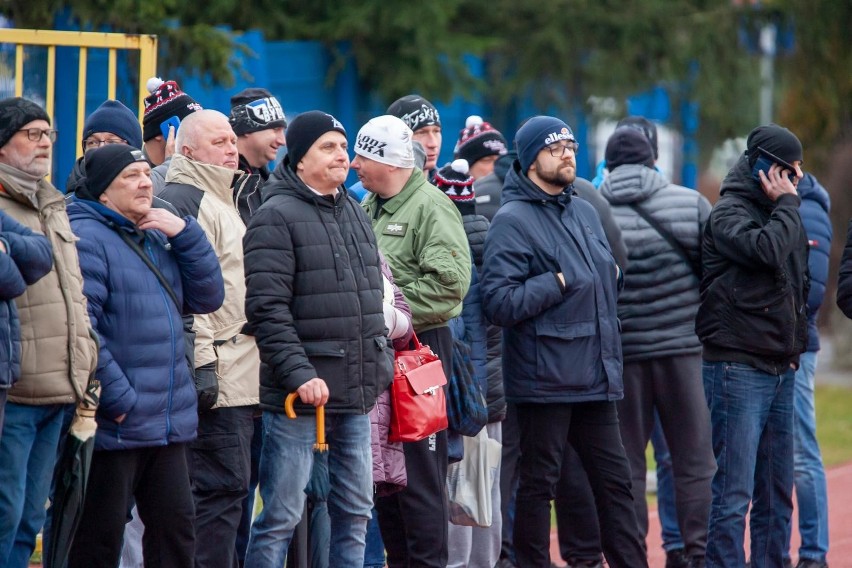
[68,443,195,568]
[554,445,603,564]
[498,401,521,562]
[513,401,647,568]
[191,405,255,568]
[616,353,715,558]
[375,325,452,568]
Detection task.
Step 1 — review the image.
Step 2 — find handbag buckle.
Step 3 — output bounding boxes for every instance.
[423,386,439,396]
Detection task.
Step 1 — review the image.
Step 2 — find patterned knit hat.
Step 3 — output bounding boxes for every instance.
[435,159,475,204]
[142,78,202,142]
[454,115,507,166]
[387,94,441,133]
[229,88,287,135]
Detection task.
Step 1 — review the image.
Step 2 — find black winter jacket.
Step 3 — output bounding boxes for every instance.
[463,213,506,422]
[243,159,393,414]
[696,155,809,374]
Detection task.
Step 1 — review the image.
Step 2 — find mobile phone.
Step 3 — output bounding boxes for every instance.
[752,146,796,181]
[160,116,181,139]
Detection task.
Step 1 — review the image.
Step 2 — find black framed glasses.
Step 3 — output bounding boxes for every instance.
[547,141,579,158]
[83,137,126,150]
[18,128,58,143]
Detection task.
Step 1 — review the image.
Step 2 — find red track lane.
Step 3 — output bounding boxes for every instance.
[551,461,852,567]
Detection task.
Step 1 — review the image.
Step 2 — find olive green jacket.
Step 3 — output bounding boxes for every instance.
[363,169,471,332]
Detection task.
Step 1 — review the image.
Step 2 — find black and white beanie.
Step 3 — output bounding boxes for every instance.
[229,88,287,135]
[387,94,441,133]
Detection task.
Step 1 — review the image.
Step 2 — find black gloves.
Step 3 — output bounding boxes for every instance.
[194,362,219,412]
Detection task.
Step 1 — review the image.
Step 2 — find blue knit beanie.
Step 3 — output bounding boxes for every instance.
[83,100,143,150]
[515,116,575,172]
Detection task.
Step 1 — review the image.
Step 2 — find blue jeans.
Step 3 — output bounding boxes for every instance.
[651,411,685,552]
[244,411,373,568]
[703,361,795,568]
[363,509,385,567]
[785,351,829,563]
[0,402,71,567]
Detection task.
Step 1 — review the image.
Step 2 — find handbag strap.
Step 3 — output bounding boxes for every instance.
[110,223,181,312]
[627,203,701,279]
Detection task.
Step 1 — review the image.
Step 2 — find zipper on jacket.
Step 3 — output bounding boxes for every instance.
[147,237,176,440]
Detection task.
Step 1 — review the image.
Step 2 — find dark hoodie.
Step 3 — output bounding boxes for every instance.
[481,160,623,403]
[695,155,809,374]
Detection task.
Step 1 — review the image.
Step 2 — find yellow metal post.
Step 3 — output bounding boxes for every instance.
[14,44,23,96]
[108,49,117,101]
[76,47,87,159]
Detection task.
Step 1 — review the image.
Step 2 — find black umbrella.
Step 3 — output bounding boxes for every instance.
[284,393,329,568]
[45,371,100,568]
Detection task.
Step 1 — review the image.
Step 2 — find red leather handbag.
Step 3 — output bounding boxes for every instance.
[388,333,449,443]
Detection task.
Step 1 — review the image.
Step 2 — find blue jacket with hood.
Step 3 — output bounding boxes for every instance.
[481,161,624,403]
[797,173,831,352]
[67,198,224,450]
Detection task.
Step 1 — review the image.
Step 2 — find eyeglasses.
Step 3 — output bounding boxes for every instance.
[547,141,579,158]
[83,137,126,150]
[18,128,58,143]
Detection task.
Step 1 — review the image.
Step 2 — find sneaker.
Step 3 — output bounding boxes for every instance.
[796,560,828,568]
[666,549,690,568]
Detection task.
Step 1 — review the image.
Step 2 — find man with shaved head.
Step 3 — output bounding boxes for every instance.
[159,110,261,568]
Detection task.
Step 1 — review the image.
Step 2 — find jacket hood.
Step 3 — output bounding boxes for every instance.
[501,159,572,207]
[492,151,516,184]
[599,164,667,205]
[65,157,87,196]
[797,172,830,213]
[719,154,776,209]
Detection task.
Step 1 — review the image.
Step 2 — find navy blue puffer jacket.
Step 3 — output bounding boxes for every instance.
[481,162,624,404]
[0,210,53,388]
[67,198,224,450]
[797,173,831,352]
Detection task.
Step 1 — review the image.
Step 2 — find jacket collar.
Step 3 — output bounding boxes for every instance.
[165,154,242,204]
[0,162,64,211]
[372,168,430,215]
[266,157,347,208]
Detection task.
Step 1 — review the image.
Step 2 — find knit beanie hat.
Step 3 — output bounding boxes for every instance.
[285,111,347,171]
[616,115,658,160]
[229,88,287,135]
[354,115,415,168]
[82,144,148,200]
[0,97,50,149]
[746,123,803,168]
[83,100,143,150]
[435,159,475,205]
[386,95,441,133]
[454,115,508,166]
[605,127,655,171]
[142,78,202,142]
[515,116,575,172]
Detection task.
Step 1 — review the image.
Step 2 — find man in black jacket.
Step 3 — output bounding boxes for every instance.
[242,111,393,568]
[696,124,809,568]
[228,88,286,223]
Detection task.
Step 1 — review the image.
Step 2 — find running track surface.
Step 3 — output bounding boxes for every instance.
[551,461,852,567]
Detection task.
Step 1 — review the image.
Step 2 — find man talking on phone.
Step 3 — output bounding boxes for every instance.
[696,124,809,568]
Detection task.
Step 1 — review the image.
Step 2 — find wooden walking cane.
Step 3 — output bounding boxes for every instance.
[284,392,328,451]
